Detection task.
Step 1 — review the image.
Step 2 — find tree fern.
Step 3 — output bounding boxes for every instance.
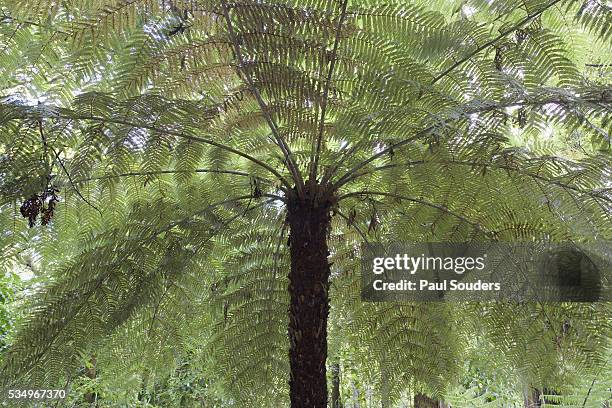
[0,0,610,406]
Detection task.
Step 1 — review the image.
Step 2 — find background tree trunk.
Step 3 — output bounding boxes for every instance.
[525,388,541,407]
[331,362,342,408]
[414,393,448,408]
[351,382,361,408]
[380,362,390,408]
[526,388,560,406]
[287,195,331,408]
[83,354,97,404]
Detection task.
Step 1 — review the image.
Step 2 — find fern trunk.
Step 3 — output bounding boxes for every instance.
[287,192,331,408]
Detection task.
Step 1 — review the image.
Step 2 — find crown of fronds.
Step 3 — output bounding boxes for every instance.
[0,0,610,405]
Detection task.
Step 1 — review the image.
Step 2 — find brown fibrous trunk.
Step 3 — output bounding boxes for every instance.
[287,188,332,408]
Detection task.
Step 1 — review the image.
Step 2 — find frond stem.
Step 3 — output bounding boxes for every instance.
[338,159,612,203]
[331,92,611,191]
[431,0,564,84]
[38,120,102,215]
[220,1,306,199]
[45,112,293,191]
[309,0,349,187]
[73,169,278,188]
[337,210,370,245]
[49,145,103,215]
[337,190,494,237]
[331,130,432,191]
